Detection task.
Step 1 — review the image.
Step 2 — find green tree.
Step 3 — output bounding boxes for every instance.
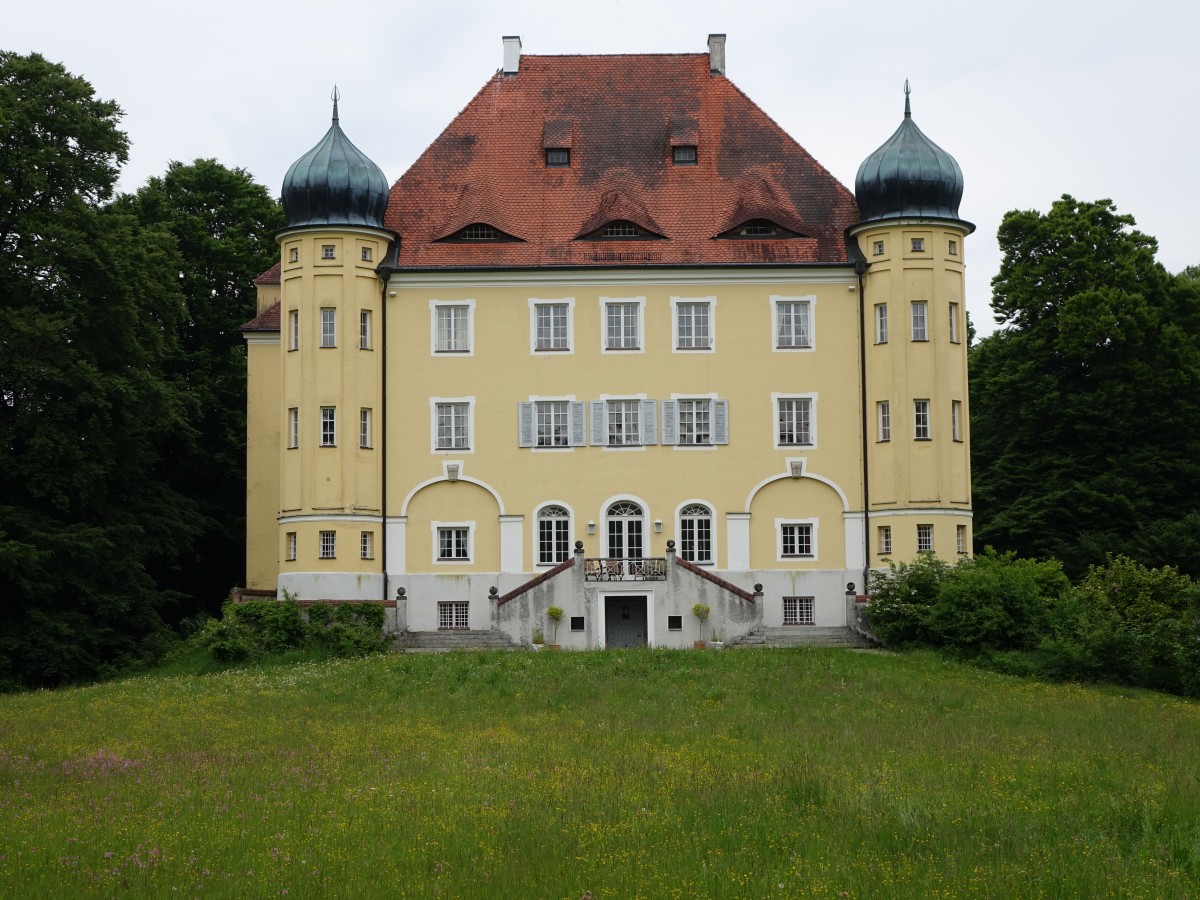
[970,197,1200,578]
[116,161,284,616]
[0,52,201,686]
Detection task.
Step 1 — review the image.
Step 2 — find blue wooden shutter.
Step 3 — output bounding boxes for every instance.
[590,401,607,446]
[661,400,678,445]
[713,400,729,445]
[640,399,658,445]
[518,402,534,447]
[569,401,586,446]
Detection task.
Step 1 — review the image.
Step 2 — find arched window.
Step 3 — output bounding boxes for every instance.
[537,505,570,565]
[606,501,644,559]
[679,504,713,563]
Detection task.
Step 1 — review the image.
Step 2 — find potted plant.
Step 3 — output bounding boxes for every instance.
[692,602,710,649]
[531,628,544,650]
[546,606,564,649]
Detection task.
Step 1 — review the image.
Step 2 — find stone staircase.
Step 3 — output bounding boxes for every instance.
[726,626,879,650]
[395,629,522,653]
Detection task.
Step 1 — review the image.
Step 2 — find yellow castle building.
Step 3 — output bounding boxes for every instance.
[242,35,973,648]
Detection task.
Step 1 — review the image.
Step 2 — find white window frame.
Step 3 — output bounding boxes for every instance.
[662,394,728,448]
[321,244,336,260]
[948,238,959,257]
[360,531,374,560]
[529,298,574,353]
[430,299,475,355]
[777,518,818,561]
[599,297,645,353]
[286,531,297,561]
[677,500,715,565]
[782,596,815,626]
[773,393,817,449]
[320,406,336,447]
[917,523,934,553]
[359,309,372,350]
[771,295,816,351]
[319,529,336,559]
[430,397,474,453]
[359,408,372,449]
[288,309,299,351]
[911,301,928,341]
[957,524,967,555]
[875,303,888,344]
[952,400,963,442]
[878,525,892,556]
[914,399,931,440]
[948,302,961,344]
[602,496,649,559]
[877,400,891,442]
[437,600,470,630]
[519,397,585,450]
[872,239,885,256]
[534,503,573,566]
[671,297,715,353]
[591,395,656,450]
[288,246,299,264]
[361,246,373,262]
[433,521,474,563]
[320,307,336,348]
[287,408,299,449]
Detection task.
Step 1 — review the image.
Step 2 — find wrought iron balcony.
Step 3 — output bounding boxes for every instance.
[583,557,667,581]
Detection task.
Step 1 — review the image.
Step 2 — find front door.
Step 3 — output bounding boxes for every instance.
[605,596,647,648]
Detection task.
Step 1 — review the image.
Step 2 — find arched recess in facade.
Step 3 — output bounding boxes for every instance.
[743,465,850,571]
[401,471,506,572]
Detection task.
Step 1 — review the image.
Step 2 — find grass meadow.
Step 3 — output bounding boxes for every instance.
[1,648,1198,898]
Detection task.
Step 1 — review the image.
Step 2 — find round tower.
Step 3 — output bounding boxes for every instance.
[851,83,974,567]
[276,91,392,601]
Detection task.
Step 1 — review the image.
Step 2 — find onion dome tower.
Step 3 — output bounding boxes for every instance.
[281,90,389,228]
[852,82,973,568]
[273,90,392,605]
[855,81,968,226]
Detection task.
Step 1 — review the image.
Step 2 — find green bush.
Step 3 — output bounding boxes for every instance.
[865,554,950,646]
[928,551,1068,652]
[197,599,389,664]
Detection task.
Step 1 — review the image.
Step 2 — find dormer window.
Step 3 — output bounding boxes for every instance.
[604,222,641,238]
[546,148,570,167]
[672,145,697,166]
[717,219,803,240]
[581,220,663,240]
[462,224,497,240]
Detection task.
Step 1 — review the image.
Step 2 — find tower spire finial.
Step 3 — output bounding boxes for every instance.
[331,85,340,124]
[904,79,911,118]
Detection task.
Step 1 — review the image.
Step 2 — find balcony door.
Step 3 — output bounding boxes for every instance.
[606,501,644,559]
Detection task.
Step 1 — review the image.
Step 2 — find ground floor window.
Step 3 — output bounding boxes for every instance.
[783,596,814,626]
[780,522,814,558]
[538,505,570,564]
[319,530,336,559]
[437,526,470,561]
[917,523,934,552]
[679,503,713,563]
[437,601,469,630]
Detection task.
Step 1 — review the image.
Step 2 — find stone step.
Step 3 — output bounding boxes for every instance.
[729,627,878,650]
[395,630,521,652]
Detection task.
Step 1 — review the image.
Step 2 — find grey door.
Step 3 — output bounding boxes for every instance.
[605,596,647,648]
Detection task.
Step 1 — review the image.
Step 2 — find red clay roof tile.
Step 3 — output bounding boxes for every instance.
[384,53,859,269]
[241,301,280,332]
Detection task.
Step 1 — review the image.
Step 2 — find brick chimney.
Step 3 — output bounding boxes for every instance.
[708,34,726,76]
[502,35,522,75]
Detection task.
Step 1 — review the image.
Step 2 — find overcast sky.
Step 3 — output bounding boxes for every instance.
[10,0,1198,336]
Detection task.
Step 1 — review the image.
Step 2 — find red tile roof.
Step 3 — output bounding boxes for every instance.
[241,301,280,332]
[385,53,859,269]
[253,262,281,285]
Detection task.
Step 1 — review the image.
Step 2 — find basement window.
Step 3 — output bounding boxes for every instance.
[546,148,570,167]
[570,616,584,632]
[668,615,683,631]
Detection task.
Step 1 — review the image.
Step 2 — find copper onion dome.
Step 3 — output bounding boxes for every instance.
[281,89,388,229]
[855,82,967,225]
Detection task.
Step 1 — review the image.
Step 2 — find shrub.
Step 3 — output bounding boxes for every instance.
[866,555,951,646]
[928,551,1068,652]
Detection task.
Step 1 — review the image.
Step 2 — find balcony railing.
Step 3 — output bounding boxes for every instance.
[583,557,667,581]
